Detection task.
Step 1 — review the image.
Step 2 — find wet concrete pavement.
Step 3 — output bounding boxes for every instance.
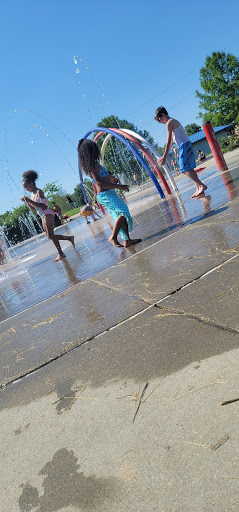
[1,149,239,511]
[1,148,239,321]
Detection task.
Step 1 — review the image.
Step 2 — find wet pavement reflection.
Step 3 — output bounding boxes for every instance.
[0,163,238,321]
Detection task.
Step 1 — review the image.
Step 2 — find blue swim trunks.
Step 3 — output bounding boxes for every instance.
[178,141,196,172]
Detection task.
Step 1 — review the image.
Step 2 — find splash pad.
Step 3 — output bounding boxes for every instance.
[78,127,182,204]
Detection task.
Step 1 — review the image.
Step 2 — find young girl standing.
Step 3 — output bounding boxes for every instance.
[78,139,141,248]
[20,170,75,261]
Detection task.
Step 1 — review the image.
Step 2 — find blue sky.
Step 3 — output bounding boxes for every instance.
[0,0,239,214]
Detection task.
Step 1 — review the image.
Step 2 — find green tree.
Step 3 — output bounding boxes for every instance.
[43,181,63,202]
[196,51,239,126]
[96,116,156,182]
[184,123,201,136]
[72,183,87,206]
[43,181,71,213]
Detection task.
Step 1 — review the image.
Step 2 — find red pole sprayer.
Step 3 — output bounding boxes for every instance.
[203,121,228,171]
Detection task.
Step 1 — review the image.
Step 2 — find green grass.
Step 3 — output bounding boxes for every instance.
[64,207,82,217]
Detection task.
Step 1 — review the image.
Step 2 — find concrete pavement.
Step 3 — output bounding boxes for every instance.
[1,149,239,511]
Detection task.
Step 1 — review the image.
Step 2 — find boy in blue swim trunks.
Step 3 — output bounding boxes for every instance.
[154,106,207,198]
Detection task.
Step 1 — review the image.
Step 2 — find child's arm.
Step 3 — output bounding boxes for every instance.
[20,189,48,210]
[95,179,129,192]
[19,197,36,212]
[98,177,129,192]
[90,170,129,193]
[158,120,174,166]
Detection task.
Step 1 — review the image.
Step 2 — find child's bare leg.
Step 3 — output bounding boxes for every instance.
[183,169,207,198]
[92,212,100,220]
[108,215,141,248]
[108,215,125,247]
[43,216,65,260]
[55,234,75,249]
[123,225,142,248]
[112,215,141,248]
[43,216,75,260]
[116,217,141,248]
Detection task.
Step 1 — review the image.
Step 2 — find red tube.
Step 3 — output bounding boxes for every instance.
[203,122,228,171]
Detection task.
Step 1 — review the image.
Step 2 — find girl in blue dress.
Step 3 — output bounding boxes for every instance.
[78,139,141,248]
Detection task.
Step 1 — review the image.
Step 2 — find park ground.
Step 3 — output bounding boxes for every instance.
[1,148,239,511]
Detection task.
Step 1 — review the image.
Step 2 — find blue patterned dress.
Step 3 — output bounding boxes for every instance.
[92,166,133,241]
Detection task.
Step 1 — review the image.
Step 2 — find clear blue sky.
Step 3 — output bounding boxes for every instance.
[0,0,239,214]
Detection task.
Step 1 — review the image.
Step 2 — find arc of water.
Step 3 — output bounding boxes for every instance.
[93,130,176,229]
[81,128,165,199]
[121,129,186,215]
[121,129,179,194]
[98,129,171,195]
[92,128,187,222]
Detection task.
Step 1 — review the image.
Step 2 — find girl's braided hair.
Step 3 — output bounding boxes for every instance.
[22,170,39,184]
[78,139,100,176]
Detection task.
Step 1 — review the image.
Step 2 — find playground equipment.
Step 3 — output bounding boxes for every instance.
[203,122,228,172]
[78,127,181,204]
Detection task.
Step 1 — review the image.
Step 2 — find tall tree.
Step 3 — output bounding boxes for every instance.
[184,123,201,136]
[196,51,239,126]
[72,183,87,206]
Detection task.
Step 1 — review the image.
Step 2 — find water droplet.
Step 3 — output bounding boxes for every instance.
[73,55,78,64]
[76,68,80,74]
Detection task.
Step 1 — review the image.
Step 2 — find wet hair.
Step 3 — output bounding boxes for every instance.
[22,170,39,184]
[78,139,100,176]
[154,106,168,120]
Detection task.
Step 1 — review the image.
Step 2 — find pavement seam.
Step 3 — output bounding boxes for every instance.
[4,253,237,388]
[155,305,239,335]
[156,252,239,302]
[0,302,157,390]
[88,277,152,304]
[2,204,239,388]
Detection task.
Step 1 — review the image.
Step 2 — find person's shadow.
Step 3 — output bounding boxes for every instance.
[19,448,118,511]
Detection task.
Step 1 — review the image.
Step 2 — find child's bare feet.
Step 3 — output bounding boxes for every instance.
[54,253,66,262]
[108,236,123,248]
[123,238,141,248]
[70,236,75,249]
[191,185,200,198]
[194,184,207,197]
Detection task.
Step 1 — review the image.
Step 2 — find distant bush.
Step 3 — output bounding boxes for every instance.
[219,125,239,153]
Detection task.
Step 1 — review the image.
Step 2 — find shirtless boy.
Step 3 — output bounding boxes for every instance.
[155,106,207,198]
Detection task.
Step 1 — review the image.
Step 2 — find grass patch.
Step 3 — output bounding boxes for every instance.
[65,207,82,217]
